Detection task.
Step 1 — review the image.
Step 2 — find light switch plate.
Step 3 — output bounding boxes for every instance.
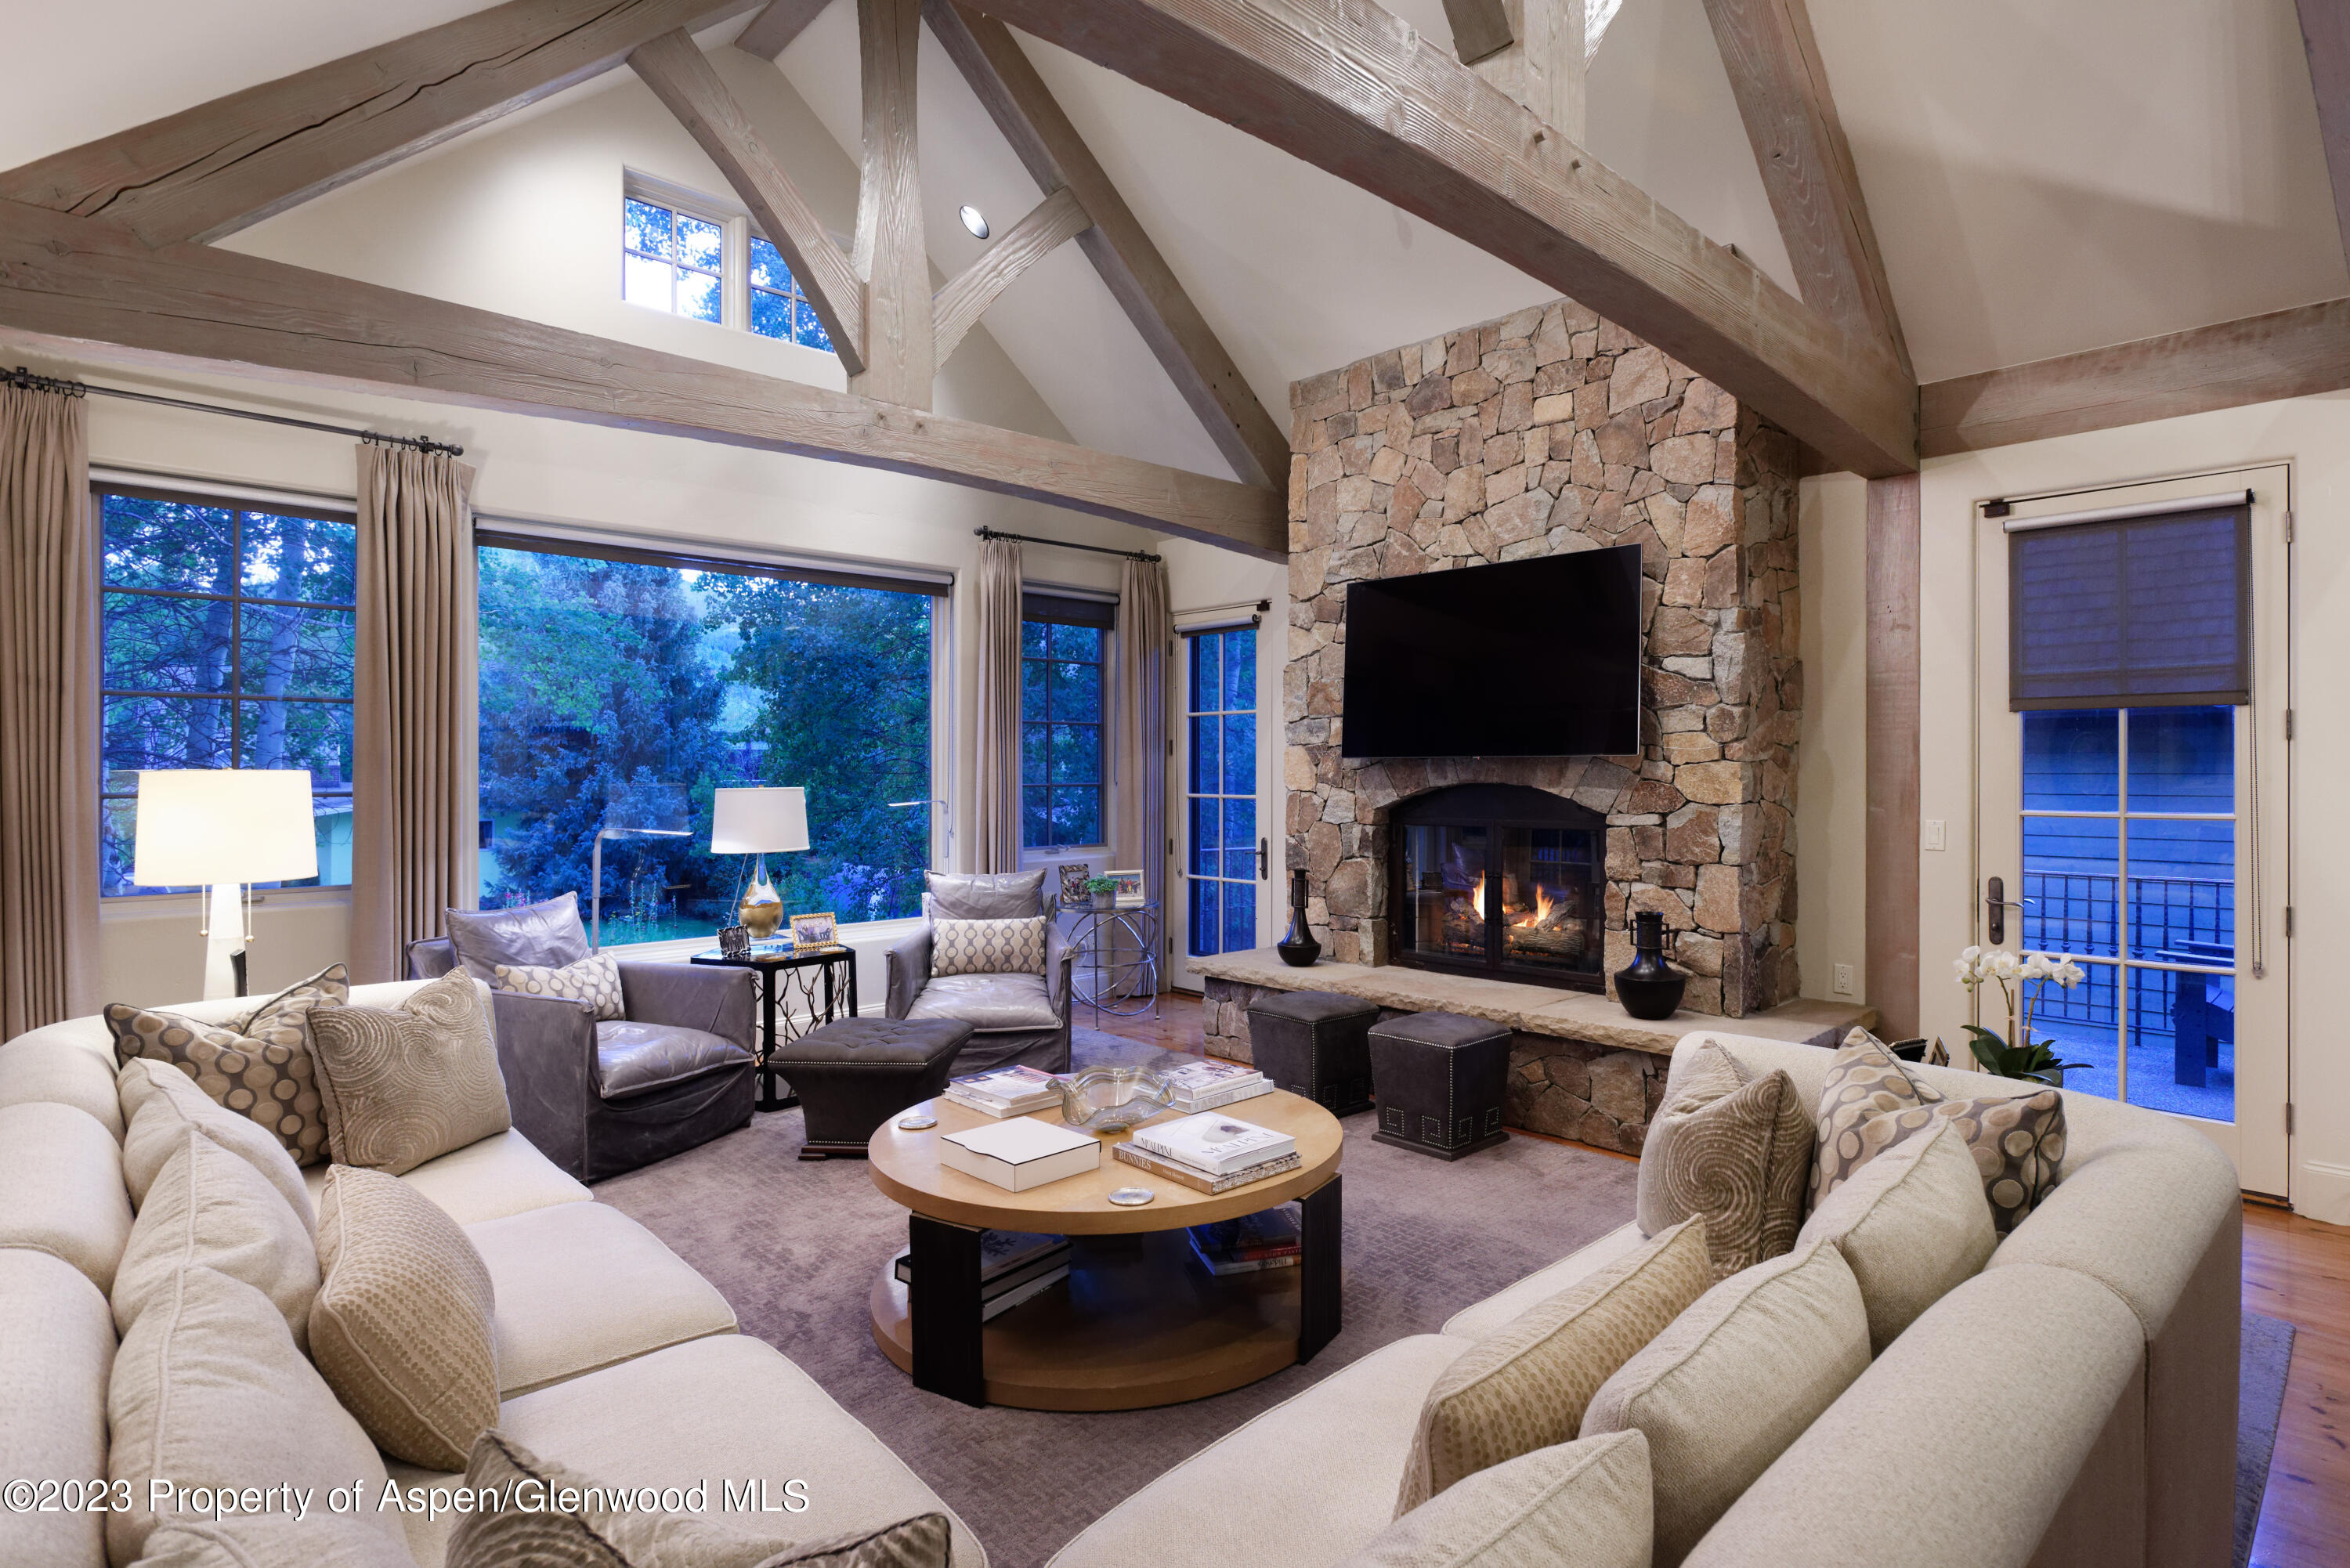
[1833,963,1855,996]
[1922,818,1947,851]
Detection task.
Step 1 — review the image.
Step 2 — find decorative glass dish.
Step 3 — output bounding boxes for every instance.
[1059,1065,1170,1134]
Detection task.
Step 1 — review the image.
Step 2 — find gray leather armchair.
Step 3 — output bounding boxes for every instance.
[407,894,757,1181]
[884,870,1076,1075]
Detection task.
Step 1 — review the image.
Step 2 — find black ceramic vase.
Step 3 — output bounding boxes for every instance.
[1277,869,1321,966]
[1614,910,1688,1020]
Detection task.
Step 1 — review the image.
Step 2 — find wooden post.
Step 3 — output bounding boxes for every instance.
[851,0,932,407]
[1865,473,1921,1039]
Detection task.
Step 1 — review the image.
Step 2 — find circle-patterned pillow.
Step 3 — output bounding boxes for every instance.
[104,963,347,1165]
[487,953,625,1021]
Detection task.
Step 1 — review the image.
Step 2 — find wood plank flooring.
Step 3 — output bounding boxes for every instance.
[1101,992,2350,1566]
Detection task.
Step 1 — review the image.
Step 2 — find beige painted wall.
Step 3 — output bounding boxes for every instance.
[1795,472,1871,1010]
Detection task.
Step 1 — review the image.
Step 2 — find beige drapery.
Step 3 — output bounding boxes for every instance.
[1114,555,1171,975]
[349,443,475,984]
[0,381,99,1035]
[972,535,1024,872]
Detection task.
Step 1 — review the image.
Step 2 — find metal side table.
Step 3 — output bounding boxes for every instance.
[688,941,859,1111]
[1062,901,1161,1024]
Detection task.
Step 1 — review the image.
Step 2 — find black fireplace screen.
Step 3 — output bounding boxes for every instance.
[1390,785,1605,990]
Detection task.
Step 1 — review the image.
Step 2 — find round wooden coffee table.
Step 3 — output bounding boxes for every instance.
[866,1089,1345,1411]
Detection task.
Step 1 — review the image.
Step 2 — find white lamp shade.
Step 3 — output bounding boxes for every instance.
[132,770,319,887]
[710,786,810,854]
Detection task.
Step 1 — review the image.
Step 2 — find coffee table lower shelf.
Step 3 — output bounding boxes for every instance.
[868,1231,1308,1413]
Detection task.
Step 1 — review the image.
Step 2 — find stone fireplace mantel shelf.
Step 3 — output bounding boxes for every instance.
[1191,948,1877,1058]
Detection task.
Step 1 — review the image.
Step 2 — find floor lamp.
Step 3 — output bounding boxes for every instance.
[710,787,809,941]
[132,769,318,999]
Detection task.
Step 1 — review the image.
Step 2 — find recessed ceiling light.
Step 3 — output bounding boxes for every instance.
[959,204,990,239]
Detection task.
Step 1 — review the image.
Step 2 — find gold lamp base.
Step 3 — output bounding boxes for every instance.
[739,857,785,941]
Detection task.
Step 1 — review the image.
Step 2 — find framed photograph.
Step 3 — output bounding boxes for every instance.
[717,924,750,958]
[1105,869,1146,907]
[1057,862,1094,912]
[788,911,840,949]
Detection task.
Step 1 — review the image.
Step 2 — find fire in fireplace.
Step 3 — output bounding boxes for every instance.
[1387,784,1607,991]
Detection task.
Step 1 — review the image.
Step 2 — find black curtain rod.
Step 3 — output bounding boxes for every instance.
[974,525,1159,563]
[5,366,464,457]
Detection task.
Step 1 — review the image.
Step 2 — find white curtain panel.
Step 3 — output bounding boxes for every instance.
[1113,555,1171,992]
[973,536,1025,873]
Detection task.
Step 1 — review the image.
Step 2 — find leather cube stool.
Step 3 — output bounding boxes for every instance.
[1246,989,1379,1116]
[775,1017,974,1158]
[1367,1011,1511,1160]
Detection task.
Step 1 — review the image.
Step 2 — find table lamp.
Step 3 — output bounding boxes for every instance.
[710,786,809,941]
[132,769,317,999]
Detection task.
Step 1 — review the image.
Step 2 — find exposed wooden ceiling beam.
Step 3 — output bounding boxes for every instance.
[0,0,762,248]
[852,0,933,406]
[736,0,834,58]
[2296,0,2350,273]
[1700,0,1908,374]
[627,29,868,374]
[1452,1,1584,143]
[935,186,1092,363]
[927,1,1295,489]
[968,0,1917,478]
[0,198,1283,556]
[1441,0,1514,65]
[1918,298,2350,458]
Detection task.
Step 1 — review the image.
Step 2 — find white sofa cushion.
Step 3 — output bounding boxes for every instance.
[1582,1239,1871,1567]
[1049,1334,1475,1568]
[465,1200,736,1396]
[114,1129,321,1351]
[126,1516,412,1568]
[0,1250,116,1568]
[1796,1119,1996,1353]
[306,1127,591,1227]
[1443,1223,1647,1342]
[121,1057,315,1230]
[0,1099,133,1292]
[0,1031,125,1140]
[1347,1432,1654,1568]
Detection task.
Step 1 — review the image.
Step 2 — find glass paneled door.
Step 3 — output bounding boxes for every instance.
[1178,626,1267,977]
[1975,470,2288,1195]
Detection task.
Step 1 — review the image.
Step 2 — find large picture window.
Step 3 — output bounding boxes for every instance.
[98,484,356,895]
[1021,594,1111,850]
[477,535,938,945]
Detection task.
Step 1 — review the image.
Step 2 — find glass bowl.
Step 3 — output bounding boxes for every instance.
[1059,1065,1170,1134]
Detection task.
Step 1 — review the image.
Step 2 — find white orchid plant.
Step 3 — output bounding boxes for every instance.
[1953,946,2089,1086]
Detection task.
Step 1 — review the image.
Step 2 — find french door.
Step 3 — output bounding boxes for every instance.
[1174,625,1268,982]
[1974,467,2289,1193]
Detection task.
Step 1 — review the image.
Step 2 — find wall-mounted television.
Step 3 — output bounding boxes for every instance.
[1340,546,1643,759]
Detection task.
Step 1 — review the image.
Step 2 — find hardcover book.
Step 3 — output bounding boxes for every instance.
[1129,1111,1296,1176]
[1110,1143,1302,1194]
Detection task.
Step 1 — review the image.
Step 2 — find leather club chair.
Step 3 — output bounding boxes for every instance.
[884,869,1077,1075]
[407,892,756,1182]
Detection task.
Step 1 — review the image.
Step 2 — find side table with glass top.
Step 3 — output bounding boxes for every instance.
[1061,901,1160,1024]
[688,941,859,1111]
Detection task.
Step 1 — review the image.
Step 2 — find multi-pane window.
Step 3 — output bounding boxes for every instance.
[99,486,356,894]
[622,197,725,323]
[749,236,835,352]
[1021,603,1108,849]
[1185,628,1258,956]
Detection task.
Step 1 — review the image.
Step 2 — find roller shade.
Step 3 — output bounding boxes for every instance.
[1022,589,1115,629]
[2008,500,2250,710]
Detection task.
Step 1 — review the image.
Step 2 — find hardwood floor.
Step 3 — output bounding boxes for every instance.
[1101,992,2350,1565]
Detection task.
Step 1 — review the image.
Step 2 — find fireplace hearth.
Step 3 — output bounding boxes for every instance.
[1388,784,1607,992]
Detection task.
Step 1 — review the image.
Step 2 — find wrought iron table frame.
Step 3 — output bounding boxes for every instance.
[688,944,859,1111]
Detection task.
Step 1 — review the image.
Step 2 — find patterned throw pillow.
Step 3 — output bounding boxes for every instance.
[489,952,625,1021]
[1637,1042,1813,1281]
[104,963,349,1166]
[931,916,1047,977]
[1396,1218,1709,1514]
[1855,1089,2067,1236]
[1810,1028,1943,1210]
[306,969,512,1176]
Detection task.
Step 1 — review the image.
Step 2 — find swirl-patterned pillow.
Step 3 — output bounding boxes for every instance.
[1810,1028,1943,1210]
[1856,1090,2067,1235]
[931,916,1047,977]
[1637,1043,1813,1281]
[103,963,349,1165]
[489,953,624,1021]
[306,969,512,1176]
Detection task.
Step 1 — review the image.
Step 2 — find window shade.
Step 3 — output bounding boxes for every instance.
[2008,503,2250,710]
[1022,590,1115,629]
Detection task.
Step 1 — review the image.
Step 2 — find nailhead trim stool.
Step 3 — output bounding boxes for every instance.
[1246,989,1379,1116]
[1368,1010,1512,1160]
[774,1017,974,1158]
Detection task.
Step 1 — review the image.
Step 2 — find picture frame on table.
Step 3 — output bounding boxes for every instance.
[788,911,840,949]
[1058,862,1094,912]
[1105,869,1146,907]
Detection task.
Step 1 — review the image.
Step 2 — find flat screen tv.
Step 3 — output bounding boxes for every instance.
[1341,546,1643,758]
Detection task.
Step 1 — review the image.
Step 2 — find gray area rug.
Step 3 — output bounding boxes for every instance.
[2238,1310,2296,1568]
[595,1028,1640,1568]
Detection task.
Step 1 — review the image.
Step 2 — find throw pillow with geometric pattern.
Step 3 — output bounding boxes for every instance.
[489,952,625,1021]
[1854,1089,2067,1236]
[103,963,349,1166]
[1810,1028,1943,1211]
[932,916,1047,977]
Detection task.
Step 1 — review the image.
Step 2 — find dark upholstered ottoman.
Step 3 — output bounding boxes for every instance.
[1247,989,1379,1115]
[776,1017,974,1158]
[1367,1011,1511,1160]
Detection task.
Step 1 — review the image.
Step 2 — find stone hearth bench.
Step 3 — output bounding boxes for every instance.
[1192,948,1875,1154]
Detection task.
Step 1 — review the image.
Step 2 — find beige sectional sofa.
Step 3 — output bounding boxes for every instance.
[0,979,985,1568]
[1051,1030,2242,1568]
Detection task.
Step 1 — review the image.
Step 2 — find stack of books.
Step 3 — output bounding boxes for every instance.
[1112,1111,1300,1194]
[944,1065,1065,1118]
[1188,1210,1303,1277]
[892,1230,1071,1320]
[1155,1057,1271,1114]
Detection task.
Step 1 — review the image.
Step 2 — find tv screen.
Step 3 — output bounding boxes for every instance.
[1341,547,1643,758]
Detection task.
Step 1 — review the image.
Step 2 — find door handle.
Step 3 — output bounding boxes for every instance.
[1258,837,1269,880]
[1985,876,2033,946]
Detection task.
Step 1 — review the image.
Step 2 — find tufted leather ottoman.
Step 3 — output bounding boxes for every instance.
[1367,1011,1511,1160]
[775,1017,975,1158]
[1246,989,1379,1115]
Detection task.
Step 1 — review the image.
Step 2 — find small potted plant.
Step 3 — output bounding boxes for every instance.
[1953,946,2089,1087]
[1083,875,1119,912]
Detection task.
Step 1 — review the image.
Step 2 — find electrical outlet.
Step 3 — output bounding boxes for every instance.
[1922,818,1947,851]
[1833,963,1855,996]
